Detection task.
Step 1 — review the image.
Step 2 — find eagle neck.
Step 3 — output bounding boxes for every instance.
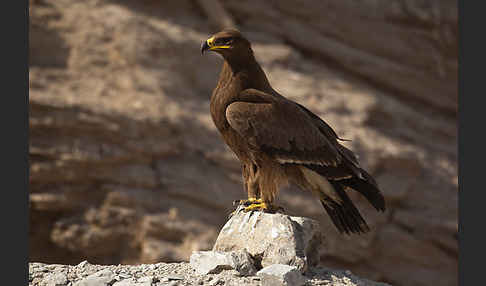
[223,51,272,92]
[210,53,272,135]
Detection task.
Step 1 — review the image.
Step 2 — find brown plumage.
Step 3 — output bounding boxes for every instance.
[201,29,385,234]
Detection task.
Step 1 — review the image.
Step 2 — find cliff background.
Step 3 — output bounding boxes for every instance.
[29,1,458,286]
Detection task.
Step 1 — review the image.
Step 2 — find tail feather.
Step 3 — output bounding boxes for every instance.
[342,169,386,212]
[297,165,376,234]
[306,164,386,212]
[321,182,370,234]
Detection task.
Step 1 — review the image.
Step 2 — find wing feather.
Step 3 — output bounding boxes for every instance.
[226,89,342,167]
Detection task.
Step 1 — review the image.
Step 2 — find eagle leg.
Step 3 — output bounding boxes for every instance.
[243,163,261,200]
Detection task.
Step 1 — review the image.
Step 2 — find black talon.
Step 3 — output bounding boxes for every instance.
[233,199,259,207]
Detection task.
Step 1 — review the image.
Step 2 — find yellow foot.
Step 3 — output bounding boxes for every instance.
[244,202,269,212]
[229,199,285,218]
[243,202,285,213]
[232,198,262,207]
[229,198,263,218]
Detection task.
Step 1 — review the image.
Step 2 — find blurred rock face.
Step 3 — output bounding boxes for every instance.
[29,1,457,286]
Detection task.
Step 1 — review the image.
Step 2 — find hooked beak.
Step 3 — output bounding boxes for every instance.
[201,36,231,55]
[201,40,210,54]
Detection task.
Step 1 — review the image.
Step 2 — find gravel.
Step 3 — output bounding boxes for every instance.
[29,261,391,286]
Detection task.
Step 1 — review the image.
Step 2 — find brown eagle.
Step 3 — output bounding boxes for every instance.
[201,29,385,234]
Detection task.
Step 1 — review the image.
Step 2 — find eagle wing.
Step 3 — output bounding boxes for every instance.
[227,89,384,206]
[226,89,344,168]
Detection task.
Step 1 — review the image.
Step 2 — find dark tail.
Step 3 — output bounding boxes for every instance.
[305,162,386,212]
[321,182,370,235]
[341,169,386,212]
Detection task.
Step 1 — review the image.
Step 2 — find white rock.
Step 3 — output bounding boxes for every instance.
[44,272,68,286]
[112,279,137,286]
[137,276,154,283]
[257,264,306,286]
[73,269,116,286]
[190,251,232,275]
[167,275,184,281]
[213,206,324,272]
[190,249,256,276]
[116,273,132,280]
[77,261,89,268]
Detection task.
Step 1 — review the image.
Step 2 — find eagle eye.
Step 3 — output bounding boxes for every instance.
[215,37,233,45]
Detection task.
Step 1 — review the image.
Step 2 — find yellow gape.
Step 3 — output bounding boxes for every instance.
[206,36,231,50]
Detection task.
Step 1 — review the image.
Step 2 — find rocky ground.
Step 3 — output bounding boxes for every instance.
[29,1,458,286]
[29,210,392,286]
[29,261,390,286]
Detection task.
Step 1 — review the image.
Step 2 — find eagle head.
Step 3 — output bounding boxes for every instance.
[201,28,252,60]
